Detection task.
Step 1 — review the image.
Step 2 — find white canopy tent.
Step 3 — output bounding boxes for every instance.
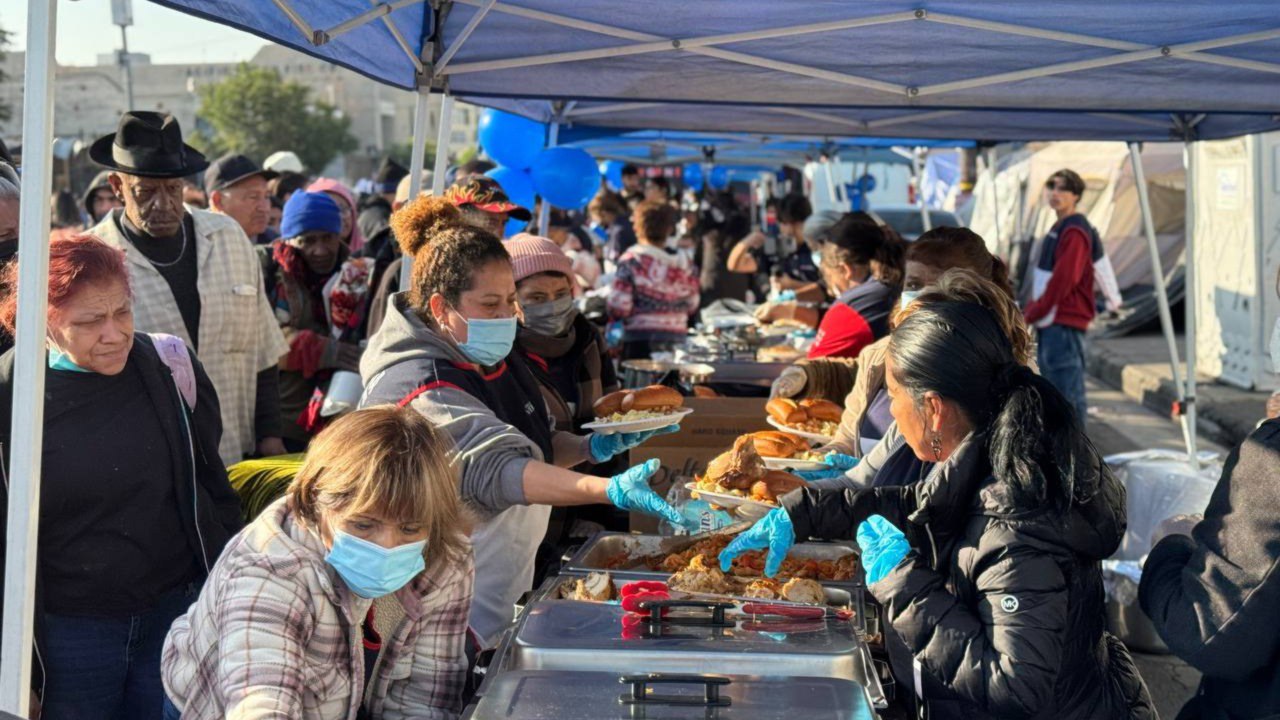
[9,1,1280,713]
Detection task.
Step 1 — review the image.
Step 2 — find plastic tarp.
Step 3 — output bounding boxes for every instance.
[149,0,1280,142]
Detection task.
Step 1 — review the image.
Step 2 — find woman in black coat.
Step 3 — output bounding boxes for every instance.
[722,297,1155,720]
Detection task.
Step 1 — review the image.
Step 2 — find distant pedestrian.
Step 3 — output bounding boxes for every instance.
[205,153,279,245]
[82,170,122,225]
[356,157,408,242]
[608,199,701,360]
[1024,168,1095,421]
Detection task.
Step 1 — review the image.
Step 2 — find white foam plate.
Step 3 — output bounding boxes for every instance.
[762,456,830,471]
[582,407,695,435]
[685,482,778,512]
[766,416,836,446]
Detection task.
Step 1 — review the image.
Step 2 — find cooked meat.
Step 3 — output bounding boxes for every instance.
[749,470,807,504]
[704,435,767,491]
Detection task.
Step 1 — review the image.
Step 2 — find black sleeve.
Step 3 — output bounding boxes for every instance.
[781,484,910,543]
[1138,420,1280,680]
[189,349,243,537]
[254,366,283,441]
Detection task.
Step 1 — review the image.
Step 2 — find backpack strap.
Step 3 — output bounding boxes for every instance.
[149,333,197,410]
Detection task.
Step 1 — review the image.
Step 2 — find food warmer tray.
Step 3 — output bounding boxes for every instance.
[562,532,862,589]
[537,572,857,612]
[461,670,879,719]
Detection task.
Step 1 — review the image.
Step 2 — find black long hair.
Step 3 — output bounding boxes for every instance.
[888,300,1102,512]
[825,211,904,289]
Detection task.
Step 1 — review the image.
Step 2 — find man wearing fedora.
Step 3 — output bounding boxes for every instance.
[89,111,289,464]
[206,153,278,245]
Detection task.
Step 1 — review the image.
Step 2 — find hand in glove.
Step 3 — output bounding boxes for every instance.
[589,424,680,463]
[770,366,808,399]
[320,339,363,373]
[606,459,696,530]
[794,451,860,481]
[857,514,910,585]
[770,289,797,303]
[718,507,796,578]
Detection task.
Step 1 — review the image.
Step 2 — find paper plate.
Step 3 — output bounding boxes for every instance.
[766,417,836,446]
[685,482,778,513]
[762,456,831,471]
[582,407,695,435]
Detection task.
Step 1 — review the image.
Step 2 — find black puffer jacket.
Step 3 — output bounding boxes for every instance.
[784,432,1156,720]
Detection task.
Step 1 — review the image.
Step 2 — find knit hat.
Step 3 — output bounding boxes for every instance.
[281,191,342,239]
[505,233,574,284]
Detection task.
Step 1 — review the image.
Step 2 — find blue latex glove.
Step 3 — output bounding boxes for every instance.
[606,459,697,530]
[718,508,796,577]
[772,289,797,302]
[794,452,860,481]
[588,424,680,463]
[856,514,910,585]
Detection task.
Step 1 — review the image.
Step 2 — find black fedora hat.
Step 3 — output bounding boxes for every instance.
[89,111,209,178]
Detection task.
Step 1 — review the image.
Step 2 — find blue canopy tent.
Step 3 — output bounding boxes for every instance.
[9,2,1280,711]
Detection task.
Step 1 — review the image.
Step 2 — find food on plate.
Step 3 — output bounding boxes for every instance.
[746,430,825,462]
[781,578,825,605]
[767,397,840,437]
[592,385,685,423]
[749,470,807,504]
[758,343,806,362]
[692,385,719,398]
[701,435,767,491]
[560,571,614,601]
[604,533,857,582]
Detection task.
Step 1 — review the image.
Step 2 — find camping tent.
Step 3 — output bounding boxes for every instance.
[10,2,1280,712]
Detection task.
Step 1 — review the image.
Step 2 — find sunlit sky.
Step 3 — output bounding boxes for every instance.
[8,0,267,66]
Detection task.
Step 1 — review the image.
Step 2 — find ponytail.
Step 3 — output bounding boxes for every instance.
[873,226,905,289]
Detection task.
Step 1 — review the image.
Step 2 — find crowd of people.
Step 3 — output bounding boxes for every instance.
[0,109,1277,720]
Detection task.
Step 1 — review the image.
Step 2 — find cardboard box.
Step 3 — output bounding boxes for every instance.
[628,397,771,533]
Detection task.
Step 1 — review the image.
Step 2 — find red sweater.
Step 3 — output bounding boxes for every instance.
[1024,224,1095,331]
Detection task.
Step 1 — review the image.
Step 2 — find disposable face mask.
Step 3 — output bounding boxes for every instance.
[47,338,91,373]
[325,529,427,599]
[1270,317,1280,373]
[522,295,576,337]
[810,248,822,267]
[900,289,923,310]
[454,312,517,367]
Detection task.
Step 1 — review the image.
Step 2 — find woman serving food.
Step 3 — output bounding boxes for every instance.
[360,196,693,643]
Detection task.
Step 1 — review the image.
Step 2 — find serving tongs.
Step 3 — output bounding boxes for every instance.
[657,520,754,554]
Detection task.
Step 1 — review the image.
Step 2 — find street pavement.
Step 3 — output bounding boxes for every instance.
[1086,377,1214,719]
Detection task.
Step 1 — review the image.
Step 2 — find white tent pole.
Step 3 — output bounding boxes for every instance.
[986,147,1001,249]
[2,0,56,714]
[432,93,455,198]
[398,88,434,290]
[822,157,840,205]
[1129,141,1195,457]
[912,148,931,232]
[537,120,560,236]
[1183,141,1200,467]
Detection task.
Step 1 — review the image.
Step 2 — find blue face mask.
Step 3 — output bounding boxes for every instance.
[47,344,91,373]
[900,289,923,310]
[325,530,427,599]
[456,314,518,367]
[810,248,822,267]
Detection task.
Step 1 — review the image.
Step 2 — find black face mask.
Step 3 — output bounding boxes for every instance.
[0,239,16,265]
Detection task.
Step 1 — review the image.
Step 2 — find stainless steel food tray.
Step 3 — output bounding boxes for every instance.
[563,532,862,587]
[541,572,855,611]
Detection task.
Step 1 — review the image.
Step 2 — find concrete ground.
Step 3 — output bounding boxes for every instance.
[1085,377,1214,719]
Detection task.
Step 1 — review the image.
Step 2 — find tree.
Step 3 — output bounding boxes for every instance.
[192,63,356,173]
[387,138,436,172]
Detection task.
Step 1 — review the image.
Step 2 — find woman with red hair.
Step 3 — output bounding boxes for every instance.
[0,234,242,719]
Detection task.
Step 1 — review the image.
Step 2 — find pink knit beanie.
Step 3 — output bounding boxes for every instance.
[505,233,574,284]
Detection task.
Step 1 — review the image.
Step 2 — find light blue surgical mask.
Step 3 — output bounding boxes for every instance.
[47,342,91,373]
[455,312,518,367]
[810,248,822,267]
[325,530,427,599]
[900,289,923,310]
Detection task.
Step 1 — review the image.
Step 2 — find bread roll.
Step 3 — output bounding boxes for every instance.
[799,398,842,423]
[766,398,806,425]
[748,430,803,458]
[630,385,683,410]
[780,578,825,605]
[749,470,807,503]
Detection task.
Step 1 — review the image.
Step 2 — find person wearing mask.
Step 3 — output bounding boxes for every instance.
[608,199,701,360]
[0,235,242,720]
[721,285,1155,720]
[307,177,367,254]
[205,153,279,245]
[0,162,18,356]
[88,111,290,464]
[620,163,644,209]
[260,192,374,450]
[1024,168,1096,421]
[359,196,692,643]
[161,406,474,720]
[82,170,123,226]
[589,190,638,267]
[546,209,602,291]
[356,157,408,243]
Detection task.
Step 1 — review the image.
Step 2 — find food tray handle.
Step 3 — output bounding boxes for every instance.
[618,673,732,708]
[638,599,736,628]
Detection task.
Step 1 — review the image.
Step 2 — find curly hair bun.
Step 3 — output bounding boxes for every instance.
[390,194,464,256]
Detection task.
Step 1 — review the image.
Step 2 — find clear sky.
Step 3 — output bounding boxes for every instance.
[7,0,267,66]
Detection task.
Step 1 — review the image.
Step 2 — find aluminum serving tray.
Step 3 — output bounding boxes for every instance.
[563,532,862,588]
[539,572,855,611]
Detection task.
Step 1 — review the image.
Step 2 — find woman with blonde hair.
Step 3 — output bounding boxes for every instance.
[162,406,474,720]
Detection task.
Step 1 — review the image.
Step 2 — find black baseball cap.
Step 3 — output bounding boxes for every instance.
[204,153,278,194]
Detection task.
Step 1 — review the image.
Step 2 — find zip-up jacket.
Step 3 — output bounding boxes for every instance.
[1025,214,1097,331]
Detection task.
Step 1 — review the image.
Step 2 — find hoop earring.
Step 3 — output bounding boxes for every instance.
[930,432,943,462]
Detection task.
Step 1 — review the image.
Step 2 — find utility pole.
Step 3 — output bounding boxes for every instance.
[112,0,135,109]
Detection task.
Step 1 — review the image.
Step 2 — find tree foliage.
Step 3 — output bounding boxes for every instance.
[192,63,356,173]
[387,138,436,172]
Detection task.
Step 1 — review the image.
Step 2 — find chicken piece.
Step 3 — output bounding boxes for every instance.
[742,579,781,599]
[749,470,808,504]
[668,563,732,595]
[780,578,825,605]
[704,435,767,491]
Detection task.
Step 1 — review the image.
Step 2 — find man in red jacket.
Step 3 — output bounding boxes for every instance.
[1024,169,1095,422]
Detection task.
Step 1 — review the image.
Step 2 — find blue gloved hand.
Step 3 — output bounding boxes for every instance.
[772,289,797,302]
[794,451,860,481]
[856,514,910,585]
[606,459,696,530]
[588,424,680,463]
[718,507,796,577]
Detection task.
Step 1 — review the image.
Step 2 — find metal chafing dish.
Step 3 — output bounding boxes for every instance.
[461,670,880,719]
[538,572,856,611]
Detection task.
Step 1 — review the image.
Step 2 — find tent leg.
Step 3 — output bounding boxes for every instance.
[537,121,561,236]
[400,91,453,289]
[912,148,931,232]
[2,0,57,714]
[986,148,1001,251]
[823,157,840,206]
[1183,141,1200,467]
[1129,142,1194,458]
